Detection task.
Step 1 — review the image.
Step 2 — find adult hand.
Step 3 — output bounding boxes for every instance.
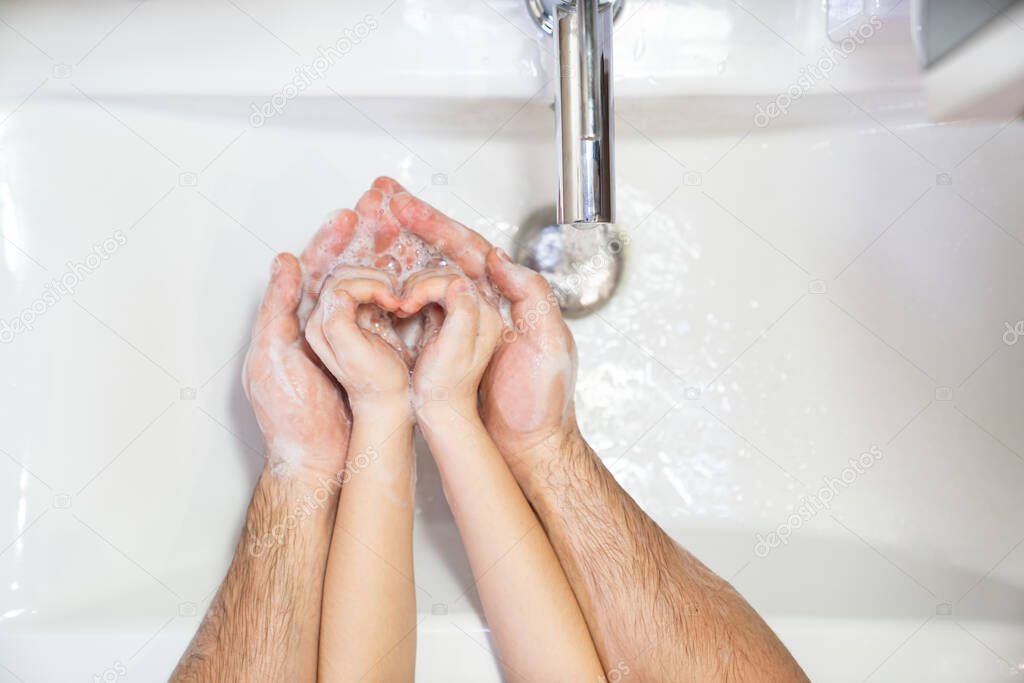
[177,213,368,682]
[246,176,421,481]
[365,180,810,683]
[244,201,375,483]
[384,185,580,475]
[242,253,352,485]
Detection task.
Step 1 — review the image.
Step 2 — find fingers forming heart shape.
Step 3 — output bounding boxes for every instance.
[325,265,474,368]
[306,182,508,369]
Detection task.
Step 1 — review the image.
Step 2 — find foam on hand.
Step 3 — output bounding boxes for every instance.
[304,193,511,364]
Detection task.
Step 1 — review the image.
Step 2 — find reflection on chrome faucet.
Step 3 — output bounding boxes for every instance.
[553,0,616,224]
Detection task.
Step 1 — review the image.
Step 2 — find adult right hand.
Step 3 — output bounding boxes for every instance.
[384,185,582,475]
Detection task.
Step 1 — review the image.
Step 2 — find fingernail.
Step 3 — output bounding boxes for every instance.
[271,255,282,275]
[495,248,512,264]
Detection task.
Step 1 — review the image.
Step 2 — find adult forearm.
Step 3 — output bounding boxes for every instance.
[515,430,808,683]
[171,468,337,683]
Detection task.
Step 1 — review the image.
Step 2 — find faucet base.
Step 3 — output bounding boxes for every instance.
[512,206,624,318]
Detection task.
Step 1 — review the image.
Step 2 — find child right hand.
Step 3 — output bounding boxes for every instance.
[305,267,409,416]
[400,270,503,422]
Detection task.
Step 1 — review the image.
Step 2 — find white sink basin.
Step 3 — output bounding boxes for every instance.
[1,1,1023,681]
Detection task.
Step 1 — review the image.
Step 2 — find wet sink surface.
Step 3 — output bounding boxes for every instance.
[1,1,1024,681]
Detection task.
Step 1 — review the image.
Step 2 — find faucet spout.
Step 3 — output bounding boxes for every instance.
[515,0,624,317]
[554,0,615,224]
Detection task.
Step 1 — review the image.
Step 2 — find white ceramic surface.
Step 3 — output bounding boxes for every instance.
[1,1,1022,681]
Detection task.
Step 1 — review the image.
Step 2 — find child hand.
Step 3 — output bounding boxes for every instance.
[400,270,502,421]
[305,267,409,415]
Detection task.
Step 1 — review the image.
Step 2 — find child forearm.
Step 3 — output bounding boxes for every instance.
[420,409,603,683]
[318,403,417,683]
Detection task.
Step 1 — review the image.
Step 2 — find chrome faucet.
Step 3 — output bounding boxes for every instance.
[516,0,624,316]
[528,0,619,223]
[552,0,616,224]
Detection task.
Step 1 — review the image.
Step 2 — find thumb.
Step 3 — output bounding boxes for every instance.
[485,248,561,335]
[253,253,302,343]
